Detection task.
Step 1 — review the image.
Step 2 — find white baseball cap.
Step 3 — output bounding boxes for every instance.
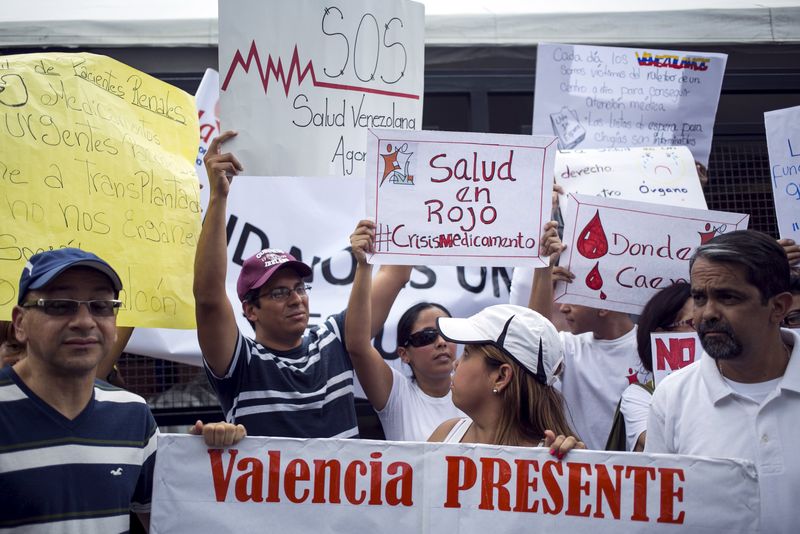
[437,304,563,386]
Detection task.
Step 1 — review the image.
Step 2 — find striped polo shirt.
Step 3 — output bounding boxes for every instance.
[0,367,158,533]
[205,311,359,438]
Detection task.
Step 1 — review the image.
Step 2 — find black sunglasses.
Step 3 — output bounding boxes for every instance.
[404,328,441,348]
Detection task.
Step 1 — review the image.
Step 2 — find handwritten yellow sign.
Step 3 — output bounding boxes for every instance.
[0,53,200,328]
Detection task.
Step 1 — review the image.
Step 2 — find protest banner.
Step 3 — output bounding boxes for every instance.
[0,53,200,328]
[127,175,515,369]
[218,0,424,177]
[532,43,727,166]
[151,434,759,533]
[764,104,800,242]
[365,129,557,267]
[556,194,749,314]
[650,332,701,386]
[555,146,707,210]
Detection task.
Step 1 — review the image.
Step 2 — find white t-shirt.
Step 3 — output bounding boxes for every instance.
[646,329,800,534]
[620,382,652,451]
[558,326,648,450]
[377,366,464,442]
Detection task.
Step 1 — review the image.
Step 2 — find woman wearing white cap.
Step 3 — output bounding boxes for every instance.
[428,304,584,456]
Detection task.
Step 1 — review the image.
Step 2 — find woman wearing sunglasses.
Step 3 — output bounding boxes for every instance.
[605,282,693,452]
[427,304,583,456]
[347,221,463,441]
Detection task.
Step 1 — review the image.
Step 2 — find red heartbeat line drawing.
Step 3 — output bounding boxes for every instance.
[221,41,420,100]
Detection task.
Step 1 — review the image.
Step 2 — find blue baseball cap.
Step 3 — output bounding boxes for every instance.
[18,248,123,304]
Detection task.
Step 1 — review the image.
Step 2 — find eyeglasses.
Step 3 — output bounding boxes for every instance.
[783,311,800,329]
[404,328,441,348]
[259,284,311,302]
[664,318,694,331]
[22,299,122,317]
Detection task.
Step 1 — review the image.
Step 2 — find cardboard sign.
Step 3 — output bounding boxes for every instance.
[126,175,515,368]
[651,332,701,386]
[533,43,727,166]
[0,53,200,328]
[365,129,557,267]
[218,0,424,177]
[555,146,707,210]
[151,434,759,533]
[556,194,748,314]
[764,105,800,242]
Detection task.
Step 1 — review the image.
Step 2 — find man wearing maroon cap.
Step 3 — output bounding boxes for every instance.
[195,131,411,438]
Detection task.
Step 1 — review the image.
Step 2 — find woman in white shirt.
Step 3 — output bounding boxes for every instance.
[346,224,462,441]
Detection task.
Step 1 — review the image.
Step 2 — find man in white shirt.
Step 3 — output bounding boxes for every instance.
[528,222,644,450]
[646,229,799,534]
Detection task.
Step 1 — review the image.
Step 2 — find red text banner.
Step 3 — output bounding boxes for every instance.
[151,435,759,533]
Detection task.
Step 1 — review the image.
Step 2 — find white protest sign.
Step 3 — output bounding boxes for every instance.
[555,146,707,210]
[650,332,701,386]
[218,0,424,177]
[533,43,727,166]
[765,105,800,241]
[128,175,514,369]
[194,68,219,211]
[365,129,557,267]
[556,194,748,314]
[151,434,759,533]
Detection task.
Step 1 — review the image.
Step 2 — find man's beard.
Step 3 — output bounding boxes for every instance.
[697,319,743,360]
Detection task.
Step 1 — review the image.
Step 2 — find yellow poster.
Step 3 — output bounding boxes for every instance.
[0,53,200,328]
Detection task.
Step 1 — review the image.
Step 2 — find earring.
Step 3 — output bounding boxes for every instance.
[492,388,499,394]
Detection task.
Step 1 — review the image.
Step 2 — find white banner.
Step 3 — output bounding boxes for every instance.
[533,43,727,166]
[555,146,707,210]
[764,104,800,242]
[365,129,557,267]
[556,194,748,314]
[128,176,513,371]
[218,0,425,177]
[151,434,760,533]
[651,332,701,386]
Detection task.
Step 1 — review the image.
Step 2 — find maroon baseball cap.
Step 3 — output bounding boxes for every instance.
[236,249,312,301]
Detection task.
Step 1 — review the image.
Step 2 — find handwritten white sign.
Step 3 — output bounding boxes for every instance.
[555,146,707,210]
[765,105,800,242]
[218,0,424,177]
[365,129,557,267]
[650,332,701,386]
[556,194,748,314]
[533,43,727,166]
[151,434,759,534]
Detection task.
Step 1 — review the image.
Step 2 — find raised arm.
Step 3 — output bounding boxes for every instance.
[528,221,568,321]
[194,131,244,376]
[346,220,395,410]
[370,264,412,338]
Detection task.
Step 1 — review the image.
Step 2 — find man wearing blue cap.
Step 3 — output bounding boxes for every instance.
[0,248,244,532]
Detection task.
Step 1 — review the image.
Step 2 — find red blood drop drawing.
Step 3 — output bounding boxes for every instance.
[586,261,603,291]
[577,210,609,259]
[600,291,607,300]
